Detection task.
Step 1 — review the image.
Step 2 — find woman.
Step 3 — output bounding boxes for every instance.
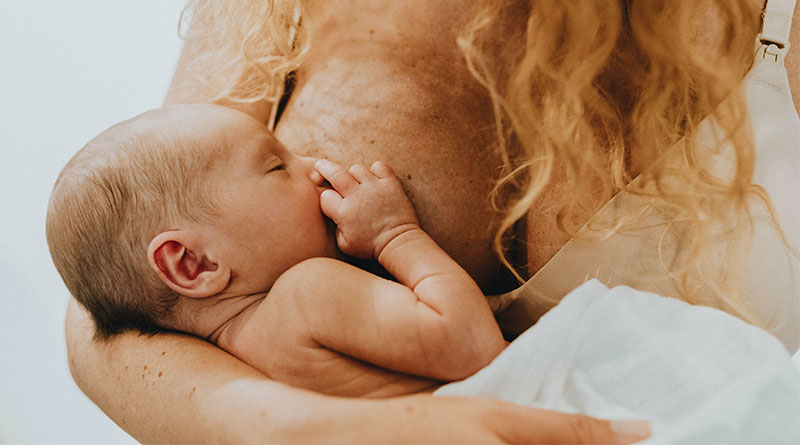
[66,0,799,441]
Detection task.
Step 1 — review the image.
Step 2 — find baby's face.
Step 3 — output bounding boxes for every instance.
[186,106,338,293]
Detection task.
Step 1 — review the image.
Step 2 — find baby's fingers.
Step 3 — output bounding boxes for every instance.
[315,159,359,196]
[348,164,374,183]
[369,161,396,179]
[319,189,344,221]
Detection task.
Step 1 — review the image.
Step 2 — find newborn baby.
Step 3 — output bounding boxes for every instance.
[47,104,506,397]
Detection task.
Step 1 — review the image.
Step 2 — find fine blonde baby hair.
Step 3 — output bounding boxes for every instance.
[47,107,220,340]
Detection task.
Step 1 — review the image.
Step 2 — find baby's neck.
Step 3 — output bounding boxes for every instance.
[207,296,264,348]
[170,292,266,345]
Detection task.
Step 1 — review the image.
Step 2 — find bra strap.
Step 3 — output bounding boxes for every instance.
[761,0,797,48]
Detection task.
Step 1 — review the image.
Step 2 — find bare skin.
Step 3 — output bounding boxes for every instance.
[63,3,650,441]
[64,0,799,442]
[272,1,512,292]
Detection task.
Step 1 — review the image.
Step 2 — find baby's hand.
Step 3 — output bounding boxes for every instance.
[314,159,419,259]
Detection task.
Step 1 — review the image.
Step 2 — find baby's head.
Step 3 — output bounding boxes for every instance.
[47,104,336,340]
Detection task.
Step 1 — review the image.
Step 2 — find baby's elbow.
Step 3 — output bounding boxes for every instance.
[427,348,494,382]
[423,324,505,381]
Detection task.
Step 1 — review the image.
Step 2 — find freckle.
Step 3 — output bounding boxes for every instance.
[124,366,128,370]
[142,374,145,380]
[369,29,374,35]
[161,351,166,356]
[405,405,414,413]
[158,371,163,377]
[143,365,147,370]
[369,139,375,144]
[406,174,412,180]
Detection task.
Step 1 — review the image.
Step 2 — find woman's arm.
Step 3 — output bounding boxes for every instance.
[66,14,652,444]
[66,298,648,443]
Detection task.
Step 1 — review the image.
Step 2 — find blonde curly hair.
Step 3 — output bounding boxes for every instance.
[182,0,790,325]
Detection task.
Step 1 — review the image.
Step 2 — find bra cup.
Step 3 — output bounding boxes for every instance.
[493,43,800,353]
[735,50,800,351]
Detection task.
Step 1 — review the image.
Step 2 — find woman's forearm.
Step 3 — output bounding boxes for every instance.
[66,298,319,442]
[65,298,648,443]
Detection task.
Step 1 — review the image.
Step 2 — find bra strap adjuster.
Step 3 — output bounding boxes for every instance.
[756,34,791,65]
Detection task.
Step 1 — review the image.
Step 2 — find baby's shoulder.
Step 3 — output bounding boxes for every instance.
[280,256,353,278]
[270,257,364,295]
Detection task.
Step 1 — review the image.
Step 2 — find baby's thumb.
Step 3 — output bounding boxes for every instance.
[319,189,343,221]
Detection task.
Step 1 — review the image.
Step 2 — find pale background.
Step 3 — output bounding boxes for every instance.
[3,2,800,444]
[1,1,187,443]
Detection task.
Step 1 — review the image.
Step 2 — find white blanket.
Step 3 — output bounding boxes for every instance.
[436,280,800,444]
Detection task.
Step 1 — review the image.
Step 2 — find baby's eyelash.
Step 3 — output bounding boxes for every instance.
[265,155,285,172]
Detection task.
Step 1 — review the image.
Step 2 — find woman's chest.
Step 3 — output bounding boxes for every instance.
[272,2,535,289]
[274,0,571,287]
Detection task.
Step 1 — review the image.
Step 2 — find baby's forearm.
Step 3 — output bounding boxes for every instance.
[379,227,480,303]
[378,227,507,376]
[313,159,505,378]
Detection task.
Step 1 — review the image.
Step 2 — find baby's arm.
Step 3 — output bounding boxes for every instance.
[308,159,507,380]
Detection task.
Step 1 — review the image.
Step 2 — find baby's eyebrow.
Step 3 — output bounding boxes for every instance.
[255,133,281,154]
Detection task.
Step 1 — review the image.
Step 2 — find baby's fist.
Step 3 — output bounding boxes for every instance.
[315,160,419,259]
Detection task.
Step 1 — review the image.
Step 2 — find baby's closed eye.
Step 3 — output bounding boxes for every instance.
[265,155,284,173]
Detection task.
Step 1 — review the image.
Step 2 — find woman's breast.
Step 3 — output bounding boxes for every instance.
[273,1,529,291]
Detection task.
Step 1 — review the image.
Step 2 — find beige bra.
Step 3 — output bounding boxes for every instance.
[491,0,800,353]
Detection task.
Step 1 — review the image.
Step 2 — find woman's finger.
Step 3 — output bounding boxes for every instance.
[493,405,651,444]
[315,159,359,196]
[369,395,651,445]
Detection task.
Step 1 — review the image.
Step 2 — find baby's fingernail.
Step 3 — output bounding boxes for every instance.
[610,420,651,439]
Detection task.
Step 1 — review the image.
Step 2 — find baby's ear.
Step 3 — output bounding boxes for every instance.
[147,231,230,298]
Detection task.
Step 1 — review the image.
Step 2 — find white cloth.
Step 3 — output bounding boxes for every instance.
[438,280,800,444]
[794,346,800,369]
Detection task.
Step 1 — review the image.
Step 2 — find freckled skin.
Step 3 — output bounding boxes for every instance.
[273,0,800,289]
[275,1,515,292]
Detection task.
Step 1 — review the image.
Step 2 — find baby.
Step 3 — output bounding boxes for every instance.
[47,104,506,397]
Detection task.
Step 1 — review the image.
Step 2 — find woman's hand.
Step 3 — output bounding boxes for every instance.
[343,395,651,444]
